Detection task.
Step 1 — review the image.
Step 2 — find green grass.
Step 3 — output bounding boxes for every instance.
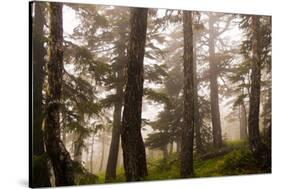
[85,141,270,184]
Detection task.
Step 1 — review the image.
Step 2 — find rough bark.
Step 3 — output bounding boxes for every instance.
[180,11,195,178]
[43,3,74,186]
[31,2,51,187]
[121,7,148,181]
[208,14,223,148]
[248,16,262,155]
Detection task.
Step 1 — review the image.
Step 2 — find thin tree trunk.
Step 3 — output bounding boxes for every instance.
[43,3,74,186]
[121,7,148,181]
[193,37,203,153]
[248,16,262,155]
[105,39,125,180]
[31,2,51,187]
[240,101,248,140]
[162,145,168,160]
[99,131,106,172]
[73,113,85,163]
[176,138,181,154]
[169,142,173,154]
[208,14,222,148]
[117,142,123,168]
[90,133,95,173]
[181,11,195,178]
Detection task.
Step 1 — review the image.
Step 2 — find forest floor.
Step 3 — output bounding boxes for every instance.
[95,141,270,184]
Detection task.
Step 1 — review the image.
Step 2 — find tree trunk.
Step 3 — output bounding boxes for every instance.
[117,142,123,168]
[169,142,173,154]
[73,113,85,163]
[121,7,148,181]
[99,131,106,172]
[176,138,181,154]
[73,132,83,163]
[105,98,122,180]
[248,16,262,155]
[90,133,95,173]
[162,145,168,160]
[105,32,125,181]
[193,36,203,154]
[240,101,248,140]
[43,3,74,186]
[31,2,51,187]
[208,14,222,148]
[180,11,194,178]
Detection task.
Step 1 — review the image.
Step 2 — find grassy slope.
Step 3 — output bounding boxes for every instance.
[95,141,270,183]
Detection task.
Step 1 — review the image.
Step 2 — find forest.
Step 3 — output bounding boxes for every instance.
[30,1,271,187]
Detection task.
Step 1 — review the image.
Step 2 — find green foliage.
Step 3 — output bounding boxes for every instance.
[146,154,180,180]
[220,148,261,175]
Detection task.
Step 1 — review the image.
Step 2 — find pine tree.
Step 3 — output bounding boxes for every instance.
[43,3,74,186]
[248,16,262,156]
[121,7,148,181]
[31,2,51,187]
[180,11,195,178]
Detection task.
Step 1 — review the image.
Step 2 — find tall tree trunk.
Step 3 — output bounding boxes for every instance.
[117,142,123,168]
[176,138,181,154]
[121,7,148,181]
[99,131,106,172]
[181,11,194,178]
[31,2,51,187]
[264,88,272,145]
[105,96,122,180]
[90,133,95,173]
[162,145,168,160]
[208,14,222,148]
[73,132,83,163]
[105,32,125,181]
[193,36,203,153]
[73,113,85,163]
[248,16,262,155]
[240,101,248,140]
[43,3,74,186]
[169,142,173,154]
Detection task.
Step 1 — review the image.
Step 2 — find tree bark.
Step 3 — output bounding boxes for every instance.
[208,14,222,148]
[31,2,51,187]
[43,3,74,186]
[180,11,194,178]
[248,16,262,155]
[121,7,148,181]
